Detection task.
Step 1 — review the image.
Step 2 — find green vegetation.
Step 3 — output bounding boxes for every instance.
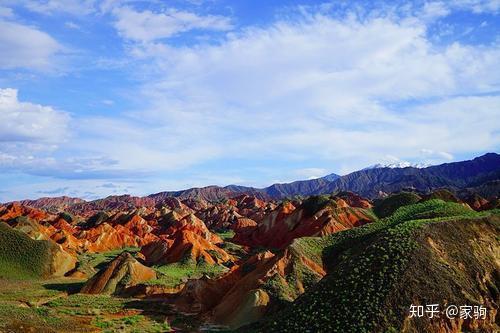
[216,229,236,241]
[0,278,91,332]
[373,192,421,218]
[77,246,140,277]
[148,262,227,287]
[47,294,174,332]
[59,212,74,223]
[0,241,175,332]
[288,237,334,268]
[218,240,248,259]
[384,199,475,224]
[301,195,334,217]
[0,278,174,332]
[85,211,109,228]
[262,237,334,304]
[0,279,62,304]
[263,258,322,304]
[0,303,82,332]
[47,294,126,314]
[92,315,172,333]
[252,199,500,332]
[422,188,460,203]
[0,222,53,279]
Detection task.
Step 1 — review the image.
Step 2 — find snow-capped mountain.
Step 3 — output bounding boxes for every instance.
[363,161,431,170]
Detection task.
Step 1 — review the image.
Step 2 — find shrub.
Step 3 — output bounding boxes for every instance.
[301,195,333,217]
[373,192,421,218]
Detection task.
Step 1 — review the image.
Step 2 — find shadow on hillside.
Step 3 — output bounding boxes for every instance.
[43,281,84,294]
[124,299,175,316]
[124,299,203,331]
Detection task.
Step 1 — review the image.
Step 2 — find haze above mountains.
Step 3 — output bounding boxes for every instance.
[13,153,500,206]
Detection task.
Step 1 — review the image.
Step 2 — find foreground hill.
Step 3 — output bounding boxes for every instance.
[81,252,156,295]
[0,222,76,279]
[245,200,500,332]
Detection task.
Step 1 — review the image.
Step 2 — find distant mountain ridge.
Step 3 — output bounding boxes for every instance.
[318,152,500,198]
[148,153,499,200]
[147,172,341,201]
[6,153,500,208]
[18,196,85,210]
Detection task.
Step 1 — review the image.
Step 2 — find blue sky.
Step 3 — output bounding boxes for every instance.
[0,0,499,201]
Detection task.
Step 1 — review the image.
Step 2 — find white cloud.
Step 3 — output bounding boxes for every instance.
[0,20,62,70]
[1,3,499,198]
[420,149,454,160]
[112,6,232,42]
[452,0,500,13]
[21,0,97,15]
[421,2,451,20]
[71,115,223,173]
[293,168,329,180]
[102,99,114,105]
[64,21,80,29]
[0,88,74,176]
[0,88,69,143]
[0,6,14,17]
[119,13,499,173]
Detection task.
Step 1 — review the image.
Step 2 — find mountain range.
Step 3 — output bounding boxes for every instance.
[142,152,500,201]
[0,153,498,332]
[362,161,431,169]
[11,153,500,208]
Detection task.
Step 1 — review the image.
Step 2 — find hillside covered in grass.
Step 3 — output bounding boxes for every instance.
[247,200,500,332]
[0,190,498,332]
[0,222,58,279]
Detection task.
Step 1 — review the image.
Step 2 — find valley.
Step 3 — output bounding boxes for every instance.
[0,155,499,332]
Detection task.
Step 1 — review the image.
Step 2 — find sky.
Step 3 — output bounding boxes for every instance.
[0,0,499,201]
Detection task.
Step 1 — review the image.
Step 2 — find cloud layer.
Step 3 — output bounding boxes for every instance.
[0,1,499,200]
[0,88,68,143]
[0,20,62,70]
[113,6,232,42]
[124,11,500,169]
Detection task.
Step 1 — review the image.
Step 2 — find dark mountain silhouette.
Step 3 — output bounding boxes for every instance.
[5,154,499,207]
[147,153,499,200]
[147,173,341,201]
[315,153,500,198]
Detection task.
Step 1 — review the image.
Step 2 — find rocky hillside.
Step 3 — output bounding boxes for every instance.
[233,193,374,249]
[245,200,500,332]
[0,222,76,279]
[0,184,498,332]
[81,252,156,295]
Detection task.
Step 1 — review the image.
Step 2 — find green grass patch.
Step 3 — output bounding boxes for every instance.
[0,303,81,332]
[47,294,126,314]
[384,199,475,225]
[0,222,53,279]
[148,262,227,287]
[301,195,333,217]
[373,192,421,218]
[92,314,172,333]
[76,247,140,277]
[251,199,499,332]
[0,278,70,305]
[215,229,235,241]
